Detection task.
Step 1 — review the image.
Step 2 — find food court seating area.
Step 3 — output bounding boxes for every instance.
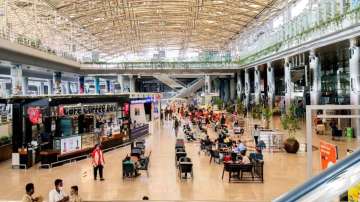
[122,140,151,178]
[175,138,193,179]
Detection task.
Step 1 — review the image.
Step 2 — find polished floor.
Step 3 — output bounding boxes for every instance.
[0,117,359,201]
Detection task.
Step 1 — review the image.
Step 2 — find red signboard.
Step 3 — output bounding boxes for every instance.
[320,140,338,170]
[27,107,42,125]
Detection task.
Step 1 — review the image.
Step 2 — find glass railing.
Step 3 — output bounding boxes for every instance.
[233,0,360,66]
[274,147,360,202]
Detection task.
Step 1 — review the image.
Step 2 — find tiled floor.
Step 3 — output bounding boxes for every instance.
[0,117,359,201]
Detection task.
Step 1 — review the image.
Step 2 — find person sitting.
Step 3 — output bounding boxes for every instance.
[235,140,247,153]
[330,121,342,140]
[233,120,239,128]
[69,186,82,202]
[240,150,251,164]
[123,156,141,177]
[249,147,263,161]
[22,183,43,202]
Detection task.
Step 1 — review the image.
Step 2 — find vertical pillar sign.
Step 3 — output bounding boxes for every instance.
[117,75,124,93]
[309,50,321,105]
[349,38,360,138]
[267,62,275,108]
[22,77,28,96]
[205,75,211,94]
[11,64,23,95]
[94,77,100,94]
[236,72,243,100]
[254,66,261,105]
[79,76,85,94]
[48,79,54,95]
[106,80,111,93]
[284,57,292,109]
[245,69,250,109]
[53,72,62,95]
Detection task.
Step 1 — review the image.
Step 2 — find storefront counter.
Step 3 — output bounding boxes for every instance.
[258,129,284,152]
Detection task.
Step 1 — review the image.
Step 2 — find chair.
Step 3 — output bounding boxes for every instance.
[179,156,191,163]
[222,163,241,182]
[131,147,142,158]
[175,152,187,165]
[209,149,221,164]
[179,162,193,179]
[138,151,151,176]
[239,164,254,180]
[176,148,186,153]
[122,162,135,178]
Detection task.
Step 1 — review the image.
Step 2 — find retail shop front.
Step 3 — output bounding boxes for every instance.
[9,94,156,169]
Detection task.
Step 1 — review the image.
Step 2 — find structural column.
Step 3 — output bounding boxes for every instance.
[48,79,53,95]
[309,49,321,105]
[236,72,243,100]
[117,75,124,93]
[245,69,250,109]
[254,66,261,105]
[0,82,7,97]
[78,76,85,94]
[22,77,28,96]
[53,72,62,95]
[65,81,71,94]
[205,75,211,94]
[106,80,111,93]
[229,76,235,101]
[129,75,135,92]
[349,38,360,138]
[11,64,23,95]
[39,82,45,95]
[284,57,292,109]
[267,62,275,108]
[94,77,100,94]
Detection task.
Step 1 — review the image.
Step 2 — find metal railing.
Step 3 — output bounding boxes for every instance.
[274,142,360,202]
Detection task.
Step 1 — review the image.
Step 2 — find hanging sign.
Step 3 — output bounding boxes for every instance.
[27,107,42,124]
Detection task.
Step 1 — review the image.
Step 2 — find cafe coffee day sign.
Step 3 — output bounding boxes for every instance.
[319,140,338,170]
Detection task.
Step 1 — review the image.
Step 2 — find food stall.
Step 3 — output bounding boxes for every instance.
[9,94,152,169]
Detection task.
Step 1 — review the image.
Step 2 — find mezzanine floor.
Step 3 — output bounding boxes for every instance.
[0,118,359,202]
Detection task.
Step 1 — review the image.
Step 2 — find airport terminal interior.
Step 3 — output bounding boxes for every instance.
[1,0,360,201]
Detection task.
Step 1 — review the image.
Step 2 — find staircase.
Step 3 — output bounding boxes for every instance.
[173,77,205,99]
[153,74,184,90]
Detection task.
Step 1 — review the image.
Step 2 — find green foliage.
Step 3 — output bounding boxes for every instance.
[262,106,273,122]
[236,98,245,114]
[0,136,11,146]
[281,104,300,139]
[251,104,262,119]
[214,97,224,110]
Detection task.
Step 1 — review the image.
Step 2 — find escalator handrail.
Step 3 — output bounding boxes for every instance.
[273,148,360,202]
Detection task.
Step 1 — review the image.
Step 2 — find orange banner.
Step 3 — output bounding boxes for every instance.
[319,140,338,170]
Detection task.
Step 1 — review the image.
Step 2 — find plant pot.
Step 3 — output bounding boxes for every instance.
[284,138,299,153]
[263,120,270,129]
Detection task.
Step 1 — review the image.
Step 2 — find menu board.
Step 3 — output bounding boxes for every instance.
[60,136,81,154]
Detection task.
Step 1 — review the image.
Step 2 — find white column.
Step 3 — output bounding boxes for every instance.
[254,66,261,105]
[53,72,62,95]
[117,75,124,93]
[39,82,45,95]
[11,64,23,95]
[22,77,28,96]
[236,72,243,99]
[284,57,292,109]
[309,50,321,105]
[0,82,7,97]
[65,81,71,94]
[350,38,360,138]
[129,75,135,92]
[48,79,53,95]
[205,75,211,94]
[267,62,275,108]
[245,69,250,109]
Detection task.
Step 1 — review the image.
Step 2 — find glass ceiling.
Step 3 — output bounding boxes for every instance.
[0,0,290,62]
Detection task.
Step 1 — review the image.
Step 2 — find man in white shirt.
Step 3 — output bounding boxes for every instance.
[48,179,69,202]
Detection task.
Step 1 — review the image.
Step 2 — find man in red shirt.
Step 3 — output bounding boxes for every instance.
[91,144,105,181]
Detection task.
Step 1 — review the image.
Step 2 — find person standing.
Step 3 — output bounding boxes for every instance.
[253,124,260,146]
[22,183,43,202]
[69,186,82,202]
[91,144,105,181]
[48,179,69,202]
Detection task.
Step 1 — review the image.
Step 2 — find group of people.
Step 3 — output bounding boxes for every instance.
[22,179,81,202]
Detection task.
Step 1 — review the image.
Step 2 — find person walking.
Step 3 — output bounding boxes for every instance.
[174,117,180,137]
[91,144,105,181]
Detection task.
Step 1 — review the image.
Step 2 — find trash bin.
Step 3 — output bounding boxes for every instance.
[345,127,354,138]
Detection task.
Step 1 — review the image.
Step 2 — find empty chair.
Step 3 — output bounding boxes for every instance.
[138,152,151,176]
[175,152,187,165]
[179,161,193,179]
[239,164,254,180]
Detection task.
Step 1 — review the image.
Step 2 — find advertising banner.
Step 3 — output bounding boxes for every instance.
[61,136,81,154]
[319,140,338,170]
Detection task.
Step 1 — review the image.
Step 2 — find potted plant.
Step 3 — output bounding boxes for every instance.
[262,106,273,129]
[251,104,262,119]
[236,98,245,115]
[214,97,224,110]
[281,104,300,153]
